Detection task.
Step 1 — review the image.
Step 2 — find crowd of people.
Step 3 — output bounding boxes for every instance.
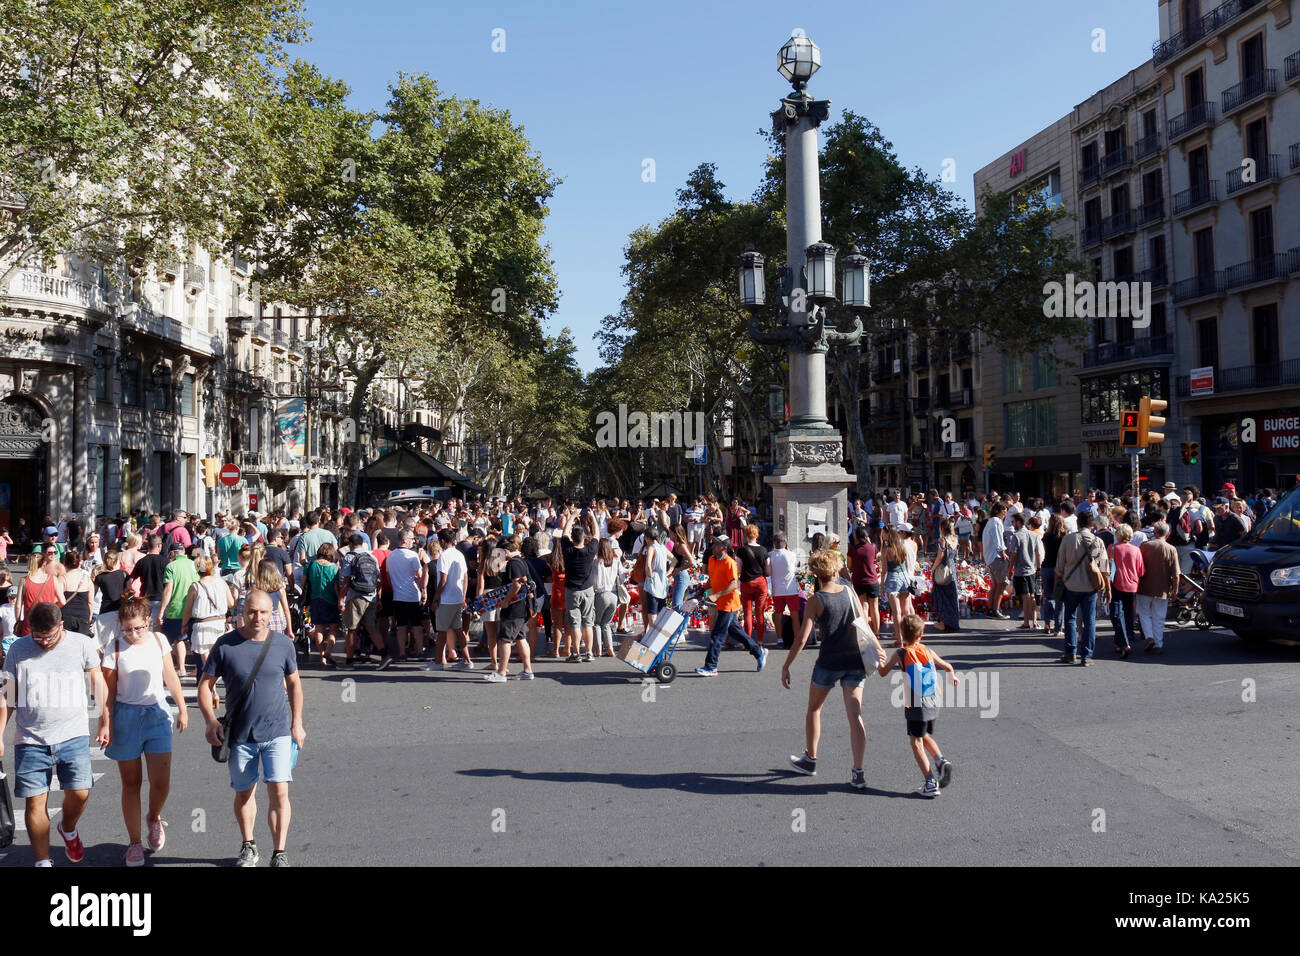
[0,478,1283,865]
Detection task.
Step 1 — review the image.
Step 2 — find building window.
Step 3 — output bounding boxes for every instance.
[1004,398,1057,449]
[120,357,140,407]
[181,373,195,416]
[1253,305,1278,366]
[1002,355,1026,394]
[1197,318,1219,370]
[1081,369,1168,425]
[95,446,108,517]
[1150,302,1167,341]
[94,349,111,401]
[1033,353,1057,389]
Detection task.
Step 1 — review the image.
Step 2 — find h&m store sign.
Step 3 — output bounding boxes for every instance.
[1009,148,1028,177]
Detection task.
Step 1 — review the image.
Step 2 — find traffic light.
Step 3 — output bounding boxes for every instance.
[983,444,996,469]
[1120,410,1140,447]
[202,457,220,488]
[1187,441,1199,465]
[1138,397,1167,447]
[1180,441,1191,464]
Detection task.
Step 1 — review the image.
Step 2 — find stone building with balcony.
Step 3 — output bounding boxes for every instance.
[1154,0,1300,492]
[0,239,435,530]
[1,254,225,533]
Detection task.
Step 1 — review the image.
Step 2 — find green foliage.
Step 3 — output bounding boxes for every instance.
[0,0,308,274]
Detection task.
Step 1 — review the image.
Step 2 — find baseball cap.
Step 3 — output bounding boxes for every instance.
[168,542,185,553]
[43,525,57,536]
[897,522,913,533]
[340,507,352,515]
[712,534,730,546]
[1214,497,1230,506]
[1220,483,1235,493]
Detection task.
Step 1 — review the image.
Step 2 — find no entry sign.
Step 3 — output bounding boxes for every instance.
[219,463,241,487]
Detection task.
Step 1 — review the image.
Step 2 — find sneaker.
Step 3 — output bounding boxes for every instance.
[377,657,395,671]
[420,661,445,671]
[236,841,259,868]
[694,667,718,677]
[917,777,940,798]
[124,842,146,867]
[935,757,954,789]
[450,660,476,670]
[788,752,817,775]
[270,851,291,868]
[566,653,582,663]
[1079,658,1093,667]
[146,817,167,852]
[850,768,867,791]
[581,652,593,662]
[1057,654,1076,664]
[756,648,768,673]
[991,610,1009,620]
[34,859,53,867]
[57,824,84,864]
[483,671,507,683]
[512,671,536,680]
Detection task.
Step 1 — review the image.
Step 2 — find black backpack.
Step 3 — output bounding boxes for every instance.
[349,551,380,595]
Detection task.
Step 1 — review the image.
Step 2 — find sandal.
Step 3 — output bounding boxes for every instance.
[321,657,337,669]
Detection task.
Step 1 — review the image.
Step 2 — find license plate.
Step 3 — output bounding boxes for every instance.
[1217,602,1245,619]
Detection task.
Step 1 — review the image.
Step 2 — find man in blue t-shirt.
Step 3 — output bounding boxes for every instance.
[199,589,305,868]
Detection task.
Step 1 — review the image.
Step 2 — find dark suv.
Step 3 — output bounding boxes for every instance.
[1204,483,1300,641]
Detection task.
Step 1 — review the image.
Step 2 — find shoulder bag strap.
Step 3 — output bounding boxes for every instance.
[220,634,277,729]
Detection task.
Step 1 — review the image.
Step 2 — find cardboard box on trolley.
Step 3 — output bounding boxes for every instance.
[617,638,657,672]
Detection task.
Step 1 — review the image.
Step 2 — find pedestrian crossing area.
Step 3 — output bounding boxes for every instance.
[4,680,203,839]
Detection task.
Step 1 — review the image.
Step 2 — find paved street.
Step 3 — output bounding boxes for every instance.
[4,615,1297,867]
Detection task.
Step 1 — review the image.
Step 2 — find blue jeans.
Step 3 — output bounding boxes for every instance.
[670,570,691,611]
[1110,590,1137,649]
[1062,589,1098,660]
[703,610,762,670]
[1040,569,1064,630]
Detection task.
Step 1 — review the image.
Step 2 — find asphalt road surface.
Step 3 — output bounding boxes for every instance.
[3,614,1298,867]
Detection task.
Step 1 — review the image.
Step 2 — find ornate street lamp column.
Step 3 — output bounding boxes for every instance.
[740,34,867,553]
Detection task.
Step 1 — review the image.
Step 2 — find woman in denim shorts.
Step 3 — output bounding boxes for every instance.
[103,596,188,867]
[779,549,888,792]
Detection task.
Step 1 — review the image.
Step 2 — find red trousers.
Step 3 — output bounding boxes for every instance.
[740,577,769,645]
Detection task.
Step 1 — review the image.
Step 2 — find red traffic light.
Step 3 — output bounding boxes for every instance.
[1122,412,1138,428]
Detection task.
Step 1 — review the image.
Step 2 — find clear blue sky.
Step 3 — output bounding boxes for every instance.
[297,0,1158,371]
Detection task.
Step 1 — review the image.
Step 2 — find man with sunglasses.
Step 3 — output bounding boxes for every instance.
[0,602,108,866]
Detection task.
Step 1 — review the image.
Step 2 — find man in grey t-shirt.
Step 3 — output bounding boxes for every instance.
[1006,513,1044,631]
[199,589,305,868]
[0,602,107,867]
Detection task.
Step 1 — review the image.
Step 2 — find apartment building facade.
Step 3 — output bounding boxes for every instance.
[1074,60,1178,494]
[1155,0,1300,493]
[973,117,1086,501]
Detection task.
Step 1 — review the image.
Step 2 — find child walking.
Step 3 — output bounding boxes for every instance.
[877,614,958,798]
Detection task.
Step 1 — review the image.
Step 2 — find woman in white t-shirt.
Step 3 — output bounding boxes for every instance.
[182,556,234,705]
[765,533,803,648]
[102,596,188,868]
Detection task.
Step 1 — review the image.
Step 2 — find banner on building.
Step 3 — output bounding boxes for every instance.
[1189,366,1215,396]
[275,397,307,460]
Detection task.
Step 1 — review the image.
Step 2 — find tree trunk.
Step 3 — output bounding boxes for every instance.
[341,358,383,507]
[834,350,874,500]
